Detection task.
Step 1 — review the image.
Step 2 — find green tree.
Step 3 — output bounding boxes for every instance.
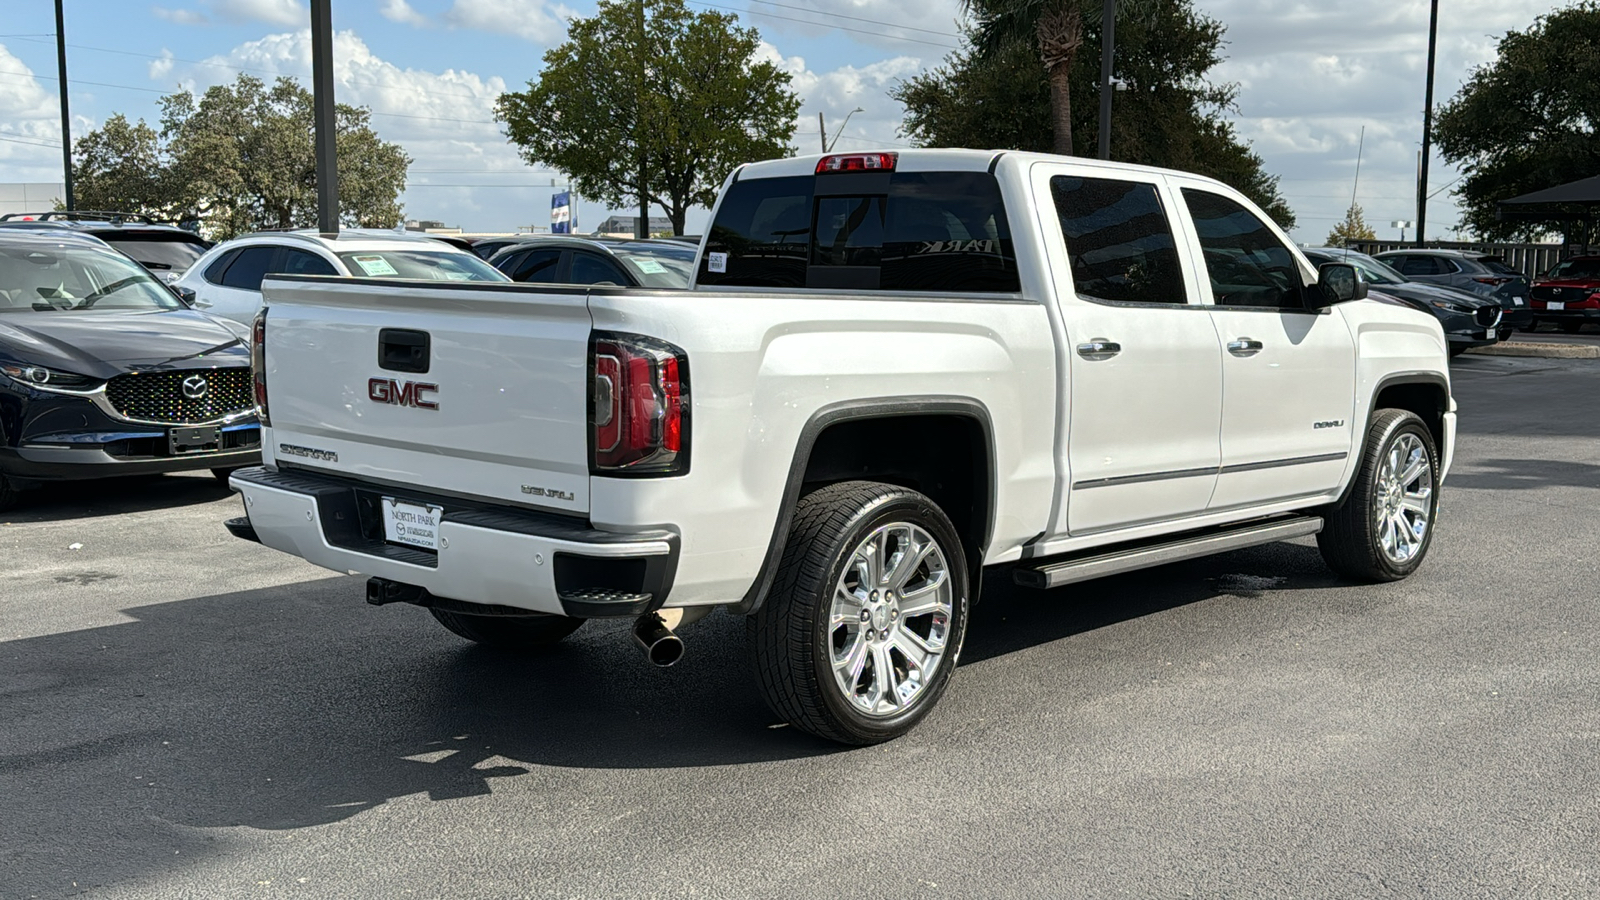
[495,0,800,236]
[1434,3,1600,240]
[160,75,411,238]
[1326,203,1377,247]
[71,114,180,216]
[894,2,1294,228]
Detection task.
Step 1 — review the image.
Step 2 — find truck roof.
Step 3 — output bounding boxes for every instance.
[735,149,1235,192]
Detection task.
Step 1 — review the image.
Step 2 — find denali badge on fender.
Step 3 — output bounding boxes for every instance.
[369,378,439,410]
[1313,420,1346,429]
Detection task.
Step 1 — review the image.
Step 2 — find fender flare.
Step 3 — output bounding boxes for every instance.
[732,396,997,614]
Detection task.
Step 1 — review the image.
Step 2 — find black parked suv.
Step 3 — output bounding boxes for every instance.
[0,211,212,283]
[1304,248,1505,354]
[0,229,259,510]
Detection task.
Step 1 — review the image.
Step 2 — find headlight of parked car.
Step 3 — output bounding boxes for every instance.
[0,363,97,388]
[1428,299,1469,312]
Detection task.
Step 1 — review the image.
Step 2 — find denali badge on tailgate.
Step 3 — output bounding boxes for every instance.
[369,377,439,410]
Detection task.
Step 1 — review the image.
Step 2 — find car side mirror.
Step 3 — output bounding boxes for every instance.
[1312,262,1367,309]
[173,285,197,306]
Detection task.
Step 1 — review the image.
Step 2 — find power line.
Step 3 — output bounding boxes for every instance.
[685,1,958,49]
[741,0,960,38]
[0,133,62,148]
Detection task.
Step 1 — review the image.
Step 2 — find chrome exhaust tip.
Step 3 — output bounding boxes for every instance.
[632,612,685,667]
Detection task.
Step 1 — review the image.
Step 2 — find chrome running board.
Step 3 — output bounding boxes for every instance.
[1013,515,1324,590]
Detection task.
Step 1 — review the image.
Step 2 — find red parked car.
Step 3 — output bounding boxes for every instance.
[1531,256,1600,333]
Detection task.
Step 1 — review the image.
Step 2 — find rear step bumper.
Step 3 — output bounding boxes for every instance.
[1014,515,1323,590]
[228,466,678,617]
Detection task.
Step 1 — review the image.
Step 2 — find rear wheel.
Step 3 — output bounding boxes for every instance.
[1318,409,1439,582]
[749,481,970,745]
[429,608,586,650]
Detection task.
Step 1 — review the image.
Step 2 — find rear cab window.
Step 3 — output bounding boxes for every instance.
[698,160,1020,293]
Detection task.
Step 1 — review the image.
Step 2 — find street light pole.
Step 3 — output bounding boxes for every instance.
[54,0,74,210]
[310,0,339,234]
[1416,0,1439,247]
[827,107,864,152]
[1096,0,1116,160]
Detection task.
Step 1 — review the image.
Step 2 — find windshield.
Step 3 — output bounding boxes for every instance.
[0,245,185,313]
[1313,250,1405,285]
[1546,258,1600,280]
[613,242,696,289]
[336,250,508,282]
[99,236,207,274]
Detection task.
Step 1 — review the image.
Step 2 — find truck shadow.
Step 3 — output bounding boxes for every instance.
[0,541,1345,894]
[0,471,236,524]
[1444,457,1600,492]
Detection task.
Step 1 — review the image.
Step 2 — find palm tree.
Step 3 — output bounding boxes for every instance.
[966,0,1149,156]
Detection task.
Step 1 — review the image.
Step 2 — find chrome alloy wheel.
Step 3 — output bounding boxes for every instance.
[828,522,954,717]
[1374,432,1434,564]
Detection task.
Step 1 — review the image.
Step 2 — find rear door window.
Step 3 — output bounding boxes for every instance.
[511,248,563,282]
[700,170,1020,292]
[219,246,279,291]
[1051,176,1187,304]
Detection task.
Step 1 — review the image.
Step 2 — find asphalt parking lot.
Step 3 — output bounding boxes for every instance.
[3,353,1598,899]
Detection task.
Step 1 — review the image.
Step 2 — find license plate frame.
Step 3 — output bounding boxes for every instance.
[169,425,221,455]
[381,496,443,551]
[1549,301,1565,310]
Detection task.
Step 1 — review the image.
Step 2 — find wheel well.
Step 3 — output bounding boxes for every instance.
[1372,381,1446,450]
[801,414,992,570]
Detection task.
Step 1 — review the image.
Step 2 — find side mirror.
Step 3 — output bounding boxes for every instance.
[173,285,197,306]
[1313,262,1367,309]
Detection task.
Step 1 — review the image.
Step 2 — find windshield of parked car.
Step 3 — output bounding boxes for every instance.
[0,245,185,312]
[335,250,508,282]
[1312,250,1406,285]
[99,236,207,275]
[1546,258,1600,279]
[612,242,695,289]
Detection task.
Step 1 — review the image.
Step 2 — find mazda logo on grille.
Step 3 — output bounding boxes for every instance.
[181,374,209,400]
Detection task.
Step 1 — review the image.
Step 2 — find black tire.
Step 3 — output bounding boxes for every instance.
[1559,321,1583,334]
[0,474,19,512]
[429,607,586,650]
[1497,327,1512,342]
[749,481,970,745]
[1447,345,1468,358]
[1318,409,1440,582]
[211,467,240,484]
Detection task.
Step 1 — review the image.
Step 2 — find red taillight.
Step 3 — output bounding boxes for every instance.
[250,310,270,426]
[816,152,898,174]
[591,334,687,474]
[1474,277,1512,286]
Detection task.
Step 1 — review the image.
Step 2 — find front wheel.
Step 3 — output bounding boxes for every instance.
[1559,321,1583,334]
[0,474,20,512]
[429,607,585,650]
[1317,409,1440,582]
[749,481,970,745]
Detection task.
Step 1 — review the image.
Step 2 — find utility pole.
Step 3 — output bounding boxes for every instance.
[310,0,338,234]
[818,112,827,154]
[54,0,74,210]
[1416,0,1439,247]
[635,0,648,239]
[1096,0,1116,160]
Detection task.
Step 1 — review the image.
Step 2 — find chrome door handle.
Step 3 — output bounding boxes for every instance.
[1076,338,1121,360]
[1227,337,1263,356]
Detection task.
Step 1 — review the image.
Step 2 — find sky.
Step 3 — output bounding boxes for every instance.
[0,0,1563,241]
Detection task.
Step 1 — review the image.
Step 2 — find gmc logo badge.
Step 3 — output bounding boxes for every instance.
[369,378,439,410]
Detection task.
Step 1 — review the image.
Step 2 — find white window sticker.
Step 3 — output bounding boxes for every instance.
[707,251,728,274]
[633,258,668,275]
[351,254,399,277]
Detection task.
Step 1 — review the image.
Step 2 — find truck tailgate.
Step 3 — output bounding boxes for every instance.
[260,278,592,515]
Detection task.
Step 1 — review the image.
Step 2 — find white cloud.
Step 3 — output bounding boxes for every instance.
[379,0,429,27]
[440,0,574,44]
[757,42,923,153]
[149,49,176,81]
[0,44,70,182]
[152,0,308,27]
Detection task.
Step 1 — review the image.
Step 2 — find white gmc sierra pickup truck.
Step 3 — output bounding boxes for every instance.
[227,150,1455,744]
